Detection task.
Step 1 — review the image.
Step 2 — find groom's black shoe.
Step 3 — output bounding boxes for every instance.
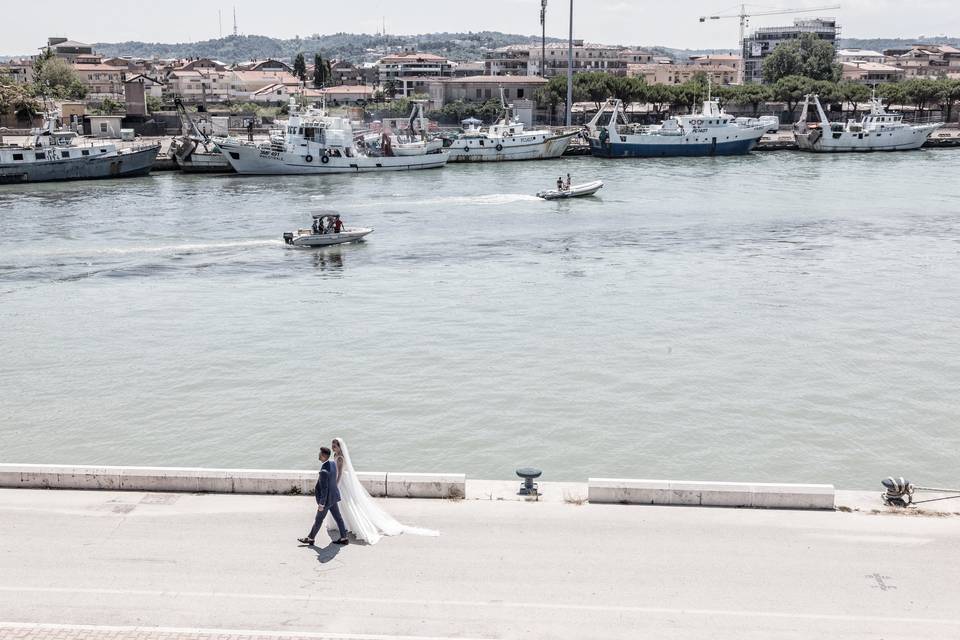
[333,538,349,545]
[297,537,315,545]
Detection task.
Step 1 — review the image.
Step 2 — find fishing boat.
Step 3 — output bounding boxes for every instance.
[444,89,577,162]
[794,93,942,152]
[0,111,159,184]
[216,98,447,175]
[167,97,234,173]
[283,212,373,247]
[537,180,604,200]
[585,98,766,158]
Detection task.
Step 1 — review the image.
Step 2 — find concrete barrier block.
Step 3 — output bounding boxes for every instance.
[195,469,238,494]
[386,473,465,499]
[0,465,36,488]
[230,470,308,495]
[752,483,835,510]
[668,481,754,508]
[119,467,198,493]
[357,472,387,497]
[588,479,667,505]
[57,466,122,490]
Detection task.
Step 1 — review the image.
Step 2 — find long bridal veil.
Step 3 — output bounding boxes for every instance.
[329,437,440,544]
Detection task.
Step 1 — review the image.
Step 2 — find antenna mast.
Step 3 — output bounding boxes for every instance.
[233,6,238,37]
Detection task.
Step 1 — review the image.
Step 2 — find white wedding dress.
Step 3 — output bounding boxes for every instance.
[327,437,440,544]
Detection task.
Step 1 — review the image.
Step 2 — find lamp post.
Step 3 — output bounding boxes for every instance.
[540,0,547,77]
[565,0,573,126]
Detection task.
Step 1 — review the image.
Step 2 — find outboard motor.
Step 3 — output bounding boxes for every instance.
[282,232,295,246]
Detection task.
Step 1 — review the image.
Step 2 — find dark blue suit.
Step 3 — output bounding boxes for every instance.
[309,458,347,541]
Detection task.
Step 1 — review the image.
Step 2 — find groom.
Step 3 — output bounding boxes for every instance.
[298,447,349,546]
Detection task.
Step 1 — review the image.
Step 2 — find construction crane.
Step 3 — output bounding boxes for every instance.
[699,4,841,52]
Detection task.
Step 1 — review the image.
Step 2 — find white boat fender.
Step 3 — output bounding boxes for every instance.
[496,143,503,151]
[305,154,313,163]
[321,155,329,164]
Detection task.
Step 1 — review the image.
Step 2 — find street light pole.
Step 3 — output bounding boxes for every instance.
[565,0,573,126]
[540,0,547,78]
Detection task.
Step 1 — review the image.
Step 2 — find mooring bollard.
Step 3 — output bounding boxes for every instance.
[516,467,542,497]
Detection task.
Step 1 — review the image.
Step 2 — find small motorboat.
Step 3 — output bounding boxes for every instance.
[537,180,604,200]
[283,212,373,248]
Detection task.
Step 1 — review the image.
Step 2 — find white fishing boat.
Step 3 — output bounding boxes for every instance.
[585,97,766,157]
[216,98,447,175]
[283,213,373,247]
[444,89,577,162]
[537,180,604,200]
[794,93,942,152]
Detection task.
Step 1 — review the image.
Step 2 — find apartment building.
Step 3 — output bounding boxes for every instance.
[741,18,840,84]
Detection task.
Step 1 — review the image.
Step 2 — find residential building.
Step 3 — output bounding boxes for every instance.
[452,61,486,78]
[72,63,127,100]
[124,75,165,115]
[529,41,627,77]
[836,49,885,64]
[165,69,233,102]
[619,50,657,65]
[327,60,366,86]
[883,44,960,78]
[232,59,293,73]
[741,18,840,84]
[628,62,739,86]
[689,54,742,80]
[44,37,100,63]
[426,75,547,111]
[0,58,33,84]
[231,70,299,96]
[378,52,452,85]
[840,61,906,84]
[484,46,531,76]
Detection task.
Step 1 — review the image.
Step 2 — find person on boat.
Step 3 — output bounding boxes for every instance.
[565,173,572,190]
[333,217,345,233]
[312,218,321,234]
[557,176,563,191]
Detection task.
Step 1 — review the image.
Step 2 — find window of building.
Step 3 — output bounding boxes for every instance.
[100,123,108,133]
[476,88,482,98]
[517,88,524,99]
[485,88,492,99]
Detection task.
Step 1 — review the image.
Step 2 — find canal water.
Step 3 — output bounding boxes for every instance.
[2,151,959,488]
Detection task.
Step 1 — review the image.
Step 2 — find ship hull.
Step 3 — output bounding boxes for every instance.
[796,124,941,152]
[218,141,448,174]
[445,132,576,162]
[589,133,761,158]
[0,146,160,184]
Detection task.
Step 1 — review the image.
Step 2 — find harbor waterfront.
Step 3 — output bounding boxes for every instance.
[2,151,960,489]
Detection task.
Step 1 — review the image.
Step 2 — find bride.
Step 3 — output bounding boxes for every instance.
[327,437,440,544]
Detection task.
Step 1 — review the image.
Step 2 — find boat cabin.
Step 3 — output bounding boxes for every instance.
[310,212,344,235]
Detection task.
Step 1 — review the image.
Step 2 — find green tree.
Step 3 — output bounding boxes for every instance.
[98,97,124,115]
[293,52,307,83]
[0,75,41,119]
[534,86,562,125]
[608,75,643,105]
[382,79,398,99]
[645,83,673,115]
[901,78,942,118]
[762,33,840,84]
[574,72,613,112]
[146,95,163,113]
[33,57,87,100]
[771,75,813,121]
[835,81,871,116]
[728,83,770,116]
[878,82,907,109]
[312,53,330,88]
[936,78,960,123]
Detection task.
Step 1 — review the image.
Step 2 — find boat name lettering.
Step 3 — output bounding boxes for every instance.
[520,137,536,142]
[692,128,708,134]
[259,150,283,159]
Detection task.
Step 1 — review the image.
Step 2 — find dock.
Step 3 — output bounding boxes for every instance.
[0,475,958,640]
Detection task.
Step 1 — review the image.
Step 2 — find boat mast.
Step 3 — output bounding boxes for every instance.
[565,0,573,127]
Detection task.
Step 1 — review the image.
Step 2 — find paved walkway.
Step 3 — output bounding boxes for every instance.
[1,488,959,639]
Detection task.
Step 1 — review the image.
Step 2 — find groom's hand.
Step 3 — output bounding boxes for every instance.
[317,505,324,511]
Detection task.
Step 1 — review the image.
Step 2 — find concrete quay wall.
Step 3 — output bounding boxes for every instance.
[0,464,465,499]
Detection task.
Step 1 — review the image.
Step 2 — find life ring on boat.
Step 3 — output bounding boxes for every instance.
[464,145,471,152]
[321,155,330,164]
[305,154,313,163]
[495,143,503,152]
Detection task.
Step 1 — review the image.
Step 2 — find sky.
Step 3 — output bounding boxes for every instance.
[3,0,959,55]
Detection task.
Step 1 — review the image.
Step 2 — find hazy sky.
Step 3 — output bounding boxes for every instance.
[4,0,959,55]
